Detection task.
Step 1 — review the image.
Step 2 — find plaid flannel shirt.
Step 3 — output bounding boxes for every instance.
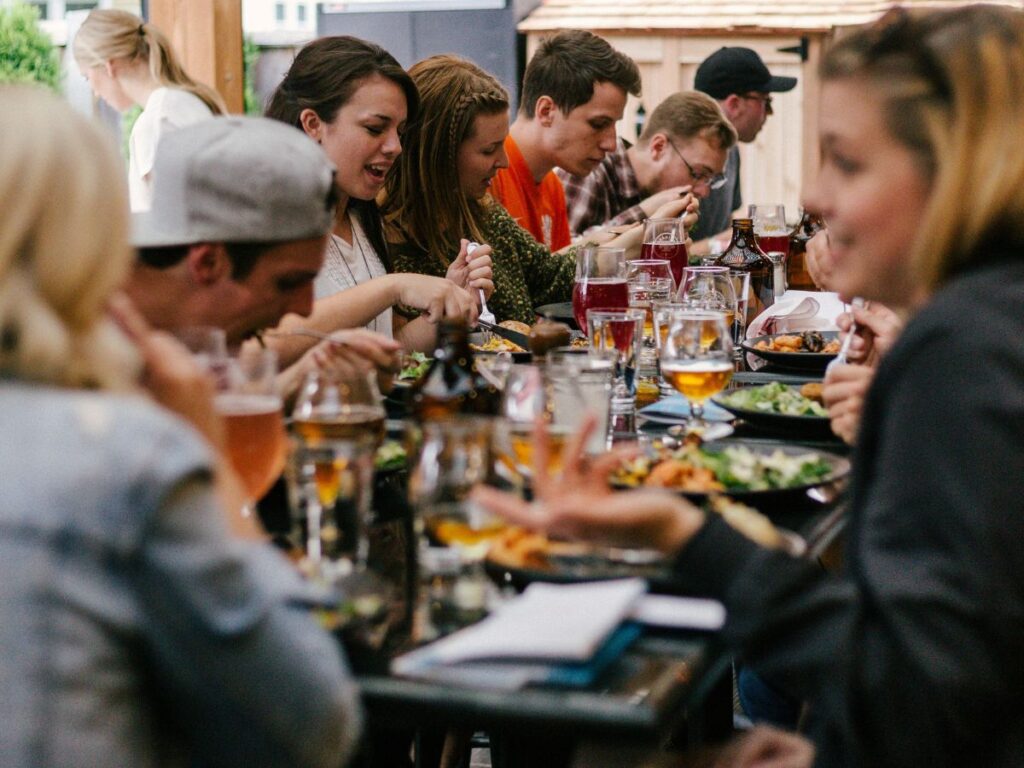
[556,138,647,238]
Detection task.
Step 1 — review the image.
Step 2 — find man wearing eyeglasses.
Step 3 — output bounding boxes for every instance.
[690,47,797,254]
[558,91,736,238]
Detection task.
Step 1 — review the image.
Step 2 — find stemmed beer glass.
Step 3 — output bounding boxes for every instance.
[292,370,386,569]
[659,311,734,438]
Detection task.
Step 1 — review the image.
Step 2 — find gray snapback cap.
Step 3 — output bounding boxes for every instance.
[133,116,337,248]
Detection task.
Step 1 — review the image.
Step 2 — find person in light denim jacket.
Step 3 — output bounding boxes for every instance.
[0,85,361,768]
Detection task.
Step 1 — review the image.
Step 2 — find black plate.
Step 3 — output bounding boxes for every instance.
[742,332,839,372]
[534,301,578,330]
[712,391,835,439]
[612,440,850,511]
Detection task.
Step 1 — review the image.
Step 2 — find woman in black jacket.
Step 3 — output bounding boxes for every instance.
[474,6,1024,766]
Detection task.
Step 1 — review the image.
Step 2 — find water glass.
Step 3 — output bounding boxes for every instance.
[729,270,752,347]
[547,351,614,455]
[587,308,645,434]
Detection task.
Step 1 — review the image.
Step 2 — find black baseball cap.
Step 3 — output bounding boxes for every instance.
[694,47,797,99]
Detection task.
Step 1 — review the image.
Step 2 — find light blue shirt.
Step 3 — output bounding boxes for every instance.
[0,383,361,767]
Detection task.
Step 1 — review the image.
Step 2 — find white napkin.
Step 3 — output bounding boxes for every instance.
[747,291,845,339]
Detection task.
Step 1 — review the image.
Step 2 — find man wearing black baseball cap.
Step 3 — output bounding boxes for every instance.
[690,47,797,251]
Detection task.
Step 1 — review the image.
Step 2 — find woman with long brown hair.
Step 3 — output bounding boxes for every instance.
[73,9,225,211]
[382,55,658,325]
[265,37,489,357]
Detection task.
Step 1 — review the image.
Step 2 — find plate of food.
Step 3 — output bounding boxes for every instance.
[609,439,849,509]
[741,331,841,372]
[485,498,806,589]
[470,320,532,361]
[713,382,835,438]
[484,527,673,589]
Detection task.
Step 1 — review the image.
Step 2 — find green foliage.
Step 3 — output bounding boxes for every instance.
[0,4,61,90]
[243,35,261,115]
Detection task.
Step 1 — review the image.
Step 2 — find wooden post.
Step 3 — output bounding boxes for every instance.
[148,0,244,114]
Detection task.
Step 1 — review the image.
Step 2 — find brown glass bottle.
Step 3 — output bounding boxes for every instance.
[411,319,500,419]
[787,211,825,291]
[713,218,774,325]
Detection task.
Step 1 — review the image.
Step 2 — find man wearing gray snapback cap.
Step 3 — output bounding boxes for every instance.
[690,47,798,254]
[127,116,340,346]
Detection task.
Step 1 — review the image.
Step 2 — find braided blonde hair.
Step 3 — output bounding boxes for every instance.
[73,9,226,115]
[381,55,509,266]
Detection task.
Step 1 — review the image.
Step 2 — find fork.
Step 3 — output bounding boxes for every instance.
[467,242,496,334]
[826,296,865,375]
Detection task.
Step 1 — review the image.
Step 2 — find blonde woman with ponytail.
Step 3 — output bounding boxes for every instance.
[73,9,226,211]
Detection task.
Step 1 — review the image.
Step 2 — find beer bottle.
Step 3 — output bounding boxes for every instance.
[713,218,775,325]
[411,318,500,419]
[787,211,826,291]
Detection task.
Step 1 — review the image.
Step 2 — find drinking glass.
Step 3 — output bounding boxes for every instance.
[729,270,752,348]
[659,311,734,437]
[573,246,628,332]
[587,308,645,433]
[547,351,614,455]
[215,348,287,517]
[641,218,688,287]
[652,301,693,398]
[626,259,675,344]
[495,364,593,480]
[749,203,790,259]
[680,266,739,341]
[292,370,386,569]
[408,417,502,560]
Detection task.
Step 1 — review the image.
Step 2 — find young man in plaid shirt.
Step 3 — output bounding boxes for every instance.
[557,91,736,238]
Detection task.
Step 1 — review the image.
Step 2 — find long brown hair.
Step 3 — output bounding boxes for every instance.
[73,9,226,115]
[381,55,509,265]
[266,36,419,270]
[822,5,1024,290]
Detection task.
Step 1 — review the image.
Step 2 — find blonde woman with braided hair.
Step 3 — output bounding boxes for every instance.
[73,9,225,211]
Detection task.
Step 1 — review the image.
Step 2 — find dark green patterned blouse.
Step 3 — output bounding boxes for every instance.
[389,202,576,325]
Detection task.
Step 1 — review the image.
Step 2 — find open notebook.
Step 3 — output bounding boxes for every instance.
[392,580,725,690]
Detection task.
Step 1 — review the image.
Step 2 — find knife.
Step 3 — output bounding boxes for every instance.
[477,319,530,351]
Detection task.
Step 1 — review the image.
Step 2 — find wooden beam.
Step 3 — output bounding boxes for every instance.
[148,0,243,114]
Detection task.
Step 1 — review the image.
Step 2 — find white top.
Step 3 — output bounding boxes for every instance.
[129,87,215,212]
[314,215,393,338]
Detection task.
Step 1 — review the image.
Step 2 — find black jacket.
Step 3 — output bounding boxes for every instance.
[673,256,1024,766]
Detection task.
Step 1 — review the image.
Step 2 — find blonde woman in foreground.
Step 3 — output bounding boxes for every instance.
[73,8,225,211]
[0,86,360,767]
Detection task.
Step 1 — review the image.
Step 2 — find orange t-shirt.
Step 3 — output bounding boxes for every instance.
[490,135,572,251]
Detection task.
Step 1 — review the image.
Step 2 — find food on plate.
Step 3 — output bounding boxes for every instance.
[753,331,841,354]
[708,496,785,550]
[611,443,834,493]
[398,351,431,381]
[472,335,526,353]
[717,382,828,417]
[799,382,824,404]
[499,319,531,335]
[488,527,565,569]
[569,336,589,349]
